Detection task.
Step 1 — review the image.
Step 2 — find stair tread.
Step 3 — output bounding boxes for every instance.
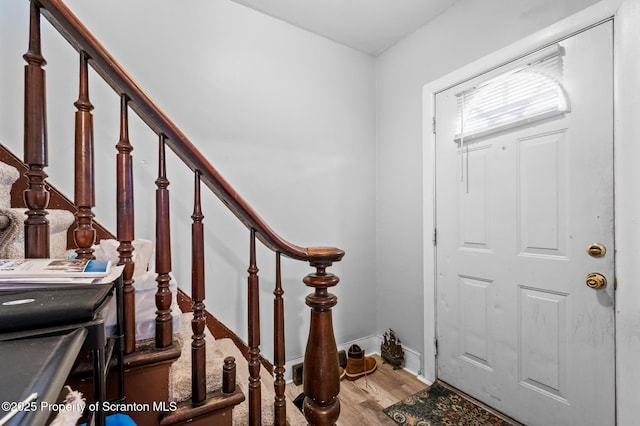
[160,388,245,425]
[71,339,182,378]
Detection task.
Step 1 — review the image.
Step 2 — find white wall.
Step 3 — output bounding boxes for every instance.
[0,0,377,363]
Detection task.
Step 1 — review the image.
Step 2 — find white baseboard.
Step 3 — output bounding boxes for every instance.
[285,334,425,384]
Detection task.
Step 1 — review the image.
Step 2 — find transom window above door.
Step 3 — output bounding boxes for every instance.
[454,45,569,143]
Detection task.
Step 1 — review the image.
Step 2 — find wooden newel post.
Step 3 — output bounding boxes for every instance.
[302,248,344,426]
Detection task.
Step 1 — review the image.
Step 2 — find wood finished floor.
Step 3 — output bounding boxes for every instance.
[285,354,427,425]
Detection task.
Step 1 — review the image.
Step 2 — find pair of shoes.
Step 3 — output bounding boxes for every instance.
[345,344,376,380]
[339,366,346,381]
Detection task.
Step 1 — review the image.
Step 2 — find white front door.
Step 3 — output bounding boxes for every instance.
[435,22,614,426]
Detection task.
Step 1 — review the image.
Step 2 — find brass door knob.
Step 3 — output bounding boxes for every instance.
[587,243,606,258]
[586,272,607,289]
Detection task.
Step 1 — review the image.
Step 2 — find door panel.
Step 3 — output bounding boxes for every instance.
[518,131,567,258]
[519,286,568,402]
[435,22,614,426]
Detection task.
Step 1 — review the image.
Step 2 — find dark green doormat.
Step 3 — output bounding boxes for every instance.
[383,382,516,426]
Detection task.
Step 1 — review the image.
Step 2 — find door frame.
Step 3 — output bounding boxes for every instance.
[422,0,640,422]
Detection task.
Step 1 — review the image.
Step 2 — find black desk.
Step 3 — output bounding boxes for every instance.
[0,266,124,426]
[0,328,87,426]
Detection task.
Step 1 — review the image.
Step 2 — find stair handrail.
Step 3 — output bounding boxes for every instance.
[36,0,344,265]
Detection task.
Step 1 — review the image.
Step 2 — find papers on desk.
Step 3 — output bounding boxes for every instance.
[0,260,121,290]
[0,258,110,278]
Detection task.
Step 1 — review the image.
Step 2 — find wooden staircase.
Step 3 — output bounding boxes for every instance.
[9,0,346,424]
[0,148,244,426]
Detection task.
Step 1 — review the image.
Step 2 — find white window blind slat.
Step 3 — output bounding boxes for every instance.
[454,45,569,143]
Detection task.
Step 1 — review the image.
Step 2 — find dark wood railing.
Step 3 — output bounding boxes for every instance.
[21,0,345,424]
[73,49,96,260]
[155,135,173,350]
[23,0,49,259]
[191,170,207,405]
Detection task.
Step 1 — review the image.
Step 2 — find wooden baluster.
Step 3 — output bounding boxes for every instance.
[155,134,173,348]
[73,50,96,260]
[116,94,136,354]
[273,251,286,425]
[191,170,206,404]
[248,229,261,426]
[303,262,341,426]
[23,0,50,258]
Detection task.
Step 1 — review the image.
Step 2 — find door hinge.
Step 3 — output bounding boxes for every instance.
[432,117,436,134]
[433,228,437,246]
[434,337,439,357]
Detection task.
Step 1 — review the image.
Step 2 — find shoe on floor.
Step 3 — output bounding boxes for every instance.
[339,366,346,381]
[345,344,376,380]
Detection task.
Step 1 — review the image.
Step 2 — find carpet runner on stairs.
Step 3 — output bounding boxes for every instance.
[170,313,307,426]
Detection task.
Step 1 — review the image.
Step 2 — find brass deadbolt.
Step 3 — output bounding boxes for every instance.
[587,243,606,258]
[586,272,607,289]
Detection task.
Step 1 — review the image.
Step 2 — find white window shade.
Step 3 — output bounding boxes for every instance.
[455,45,569,143]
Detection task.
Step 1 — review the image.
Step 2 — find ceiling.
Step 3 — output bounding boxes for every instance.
[229,0,458,56]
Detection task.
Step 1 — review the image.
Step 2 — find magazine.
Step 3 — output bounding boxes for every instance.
[0,264,123,290]
[0,258,111,279]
